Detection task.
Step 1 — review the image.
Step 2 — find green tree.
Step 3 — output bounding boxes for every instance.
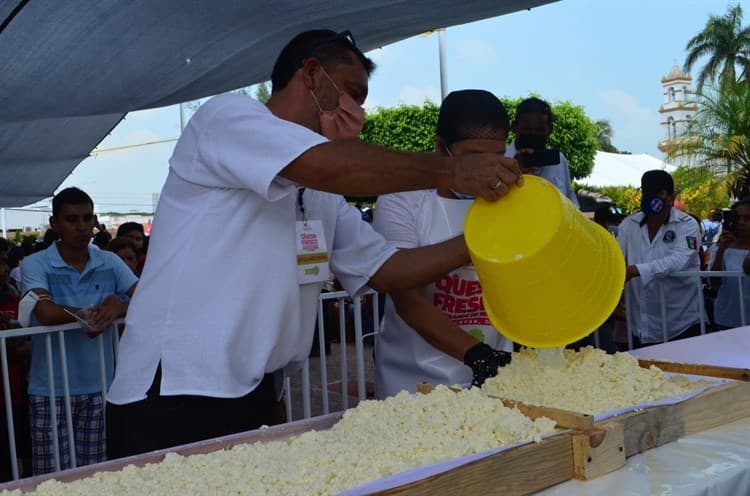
[544,100,599,179]
[360,101,440,152]
[577,184,641,214]
[360,97,599,180]
[254,81,271,104]
[666,80,750,198]
[684,4,750,92]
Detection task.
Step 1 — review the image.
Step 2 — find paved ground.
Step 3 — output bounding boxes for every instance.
[287,341,375,421]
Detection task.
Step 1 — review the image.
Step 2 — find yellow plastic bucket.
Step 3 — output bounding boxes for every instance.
[464,175,625,348]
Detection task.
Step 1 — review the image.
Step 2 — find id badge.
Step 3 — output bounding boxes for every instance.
[296,220,330,284]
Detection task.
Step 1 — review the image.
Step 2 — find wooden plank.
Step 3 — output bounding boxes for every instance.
[416,383,594,430]
[609,381,750,457]
[572,421,625,480]
[638,359,750,381]
[0,412,343,493]
[489,396,595,431]
[373,433,574,496]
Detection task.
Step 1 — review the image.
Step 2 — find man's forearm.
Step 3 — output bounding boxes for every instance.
[710,249,725,288]
[280,140,452,196]
[369,236,469,293]
[392,289,478,361]
[34,302,79,326]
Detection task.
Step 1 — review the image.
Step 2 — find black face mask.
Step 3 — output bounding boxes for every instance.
[515,134,547,150]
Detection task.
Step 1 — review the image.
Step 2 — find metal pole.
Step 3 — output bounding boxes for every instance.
[1,339,18,480]
[179,103,186,131]
[438,29,447,100]
[339,297,349,410]
[316,301,329,415]
[1,208,6,238]
[353,298,366,402]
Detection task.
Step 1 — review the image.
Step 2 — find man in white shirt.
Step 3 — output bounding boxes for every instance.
[616,170,703,349]
[505,97,579,207]
[106,29,524,458]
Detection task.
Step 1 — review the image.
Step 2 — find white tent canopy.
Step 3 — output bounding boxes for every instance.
[580,151,676,188]
[0,0,557,208]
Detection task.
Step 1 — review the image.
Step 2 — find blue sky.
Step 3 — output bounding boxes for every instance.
[55,0,728,212]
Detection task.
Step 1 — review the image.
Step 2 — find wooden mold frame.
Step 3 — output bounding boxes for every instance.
[2,362,749,495]
[402,360,750,493]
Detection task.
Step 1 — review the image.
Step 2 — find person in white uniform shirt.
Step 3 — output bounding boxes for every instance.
[709,199,750,329]
[106,29,524,458]
[373,90,513,399]
[616,170,703,350]
[505,97,579,207]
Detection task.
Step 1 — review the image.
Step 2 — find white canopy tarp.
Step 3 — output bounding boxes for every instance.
[0,0,557,208]
[580,151,676,188]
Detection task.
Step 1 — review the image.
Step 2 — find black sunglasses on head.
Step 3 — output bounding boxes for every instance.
[301,30,356,65]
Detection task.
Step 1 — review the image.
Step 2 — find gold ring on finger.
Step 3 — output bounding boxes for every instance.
[495,179,503,190]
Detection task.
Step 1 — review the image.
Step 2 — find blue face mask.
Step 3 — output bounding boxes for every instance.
[443,143,475,200]
[607,225,619,236]
[641,195,666,217]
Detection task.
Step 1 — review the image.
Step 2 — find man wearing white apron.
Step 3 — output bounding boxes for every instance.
[373,90,513,399]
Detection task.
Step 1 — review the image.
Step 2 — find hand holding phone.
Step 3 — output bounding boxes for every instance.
[64,308,107,338]
[722,209,739,237]
[517,149,561,169]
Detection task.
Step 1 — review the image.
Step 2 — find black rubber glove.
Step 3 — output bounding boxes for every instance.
[463,342,512,388]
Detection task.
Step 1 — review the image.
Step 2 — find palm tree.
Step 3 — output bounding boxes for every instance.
[684,4,750,92]
[666,80,750,198]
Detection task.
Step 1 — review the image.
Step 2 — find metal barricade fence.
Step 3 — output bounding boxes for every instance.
[284,290,380,422]
[622,270,746,351]
[1,271,747,479]
[0,323,115,480]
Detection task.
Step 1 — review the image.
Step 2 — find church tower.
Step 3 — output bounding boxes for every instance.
[657,64,698,154]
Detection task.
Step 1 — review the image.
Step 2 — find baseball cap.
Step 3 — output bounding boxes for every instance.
[641,170,674,195]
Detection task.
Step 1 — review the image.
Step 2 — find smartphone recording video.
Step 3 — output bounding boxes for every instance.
[723,209,739,236]
[518,149,561,168]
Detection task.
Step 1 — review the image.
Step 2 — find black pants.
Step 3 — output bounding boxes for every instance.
[106,367,282,460]
[614,322,706,352]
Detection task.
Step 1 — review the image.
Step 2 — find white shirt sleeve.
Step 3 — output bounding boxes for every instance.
[329,197,398,296]
[636,217,701,286]
[371,192,422,249]
[558,153,580,207]
[170,94,328,201]
[616,219,629,257]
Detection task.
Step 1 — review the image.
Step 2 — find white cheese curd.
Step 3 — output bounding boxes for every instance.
[482,347,713,415]
[3,386,556,496]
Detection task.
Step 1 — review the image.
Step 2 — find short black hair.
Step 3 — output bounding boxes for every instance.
[436,90,510,148]
[52,187,93,217]
[514,97,554,131]
[42,228,59,247]
[641,170,674,196]
[108,236,138,254]
[271,29,375,92]
[117,222,144,238]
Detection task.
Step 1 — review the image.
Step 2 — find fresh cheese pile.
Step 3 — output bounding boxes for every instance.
[5,386,556,496]
[482,347,713,415]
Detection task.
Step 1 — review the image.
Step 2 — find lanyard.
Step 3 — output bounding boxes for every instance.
[297,187,307,224]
